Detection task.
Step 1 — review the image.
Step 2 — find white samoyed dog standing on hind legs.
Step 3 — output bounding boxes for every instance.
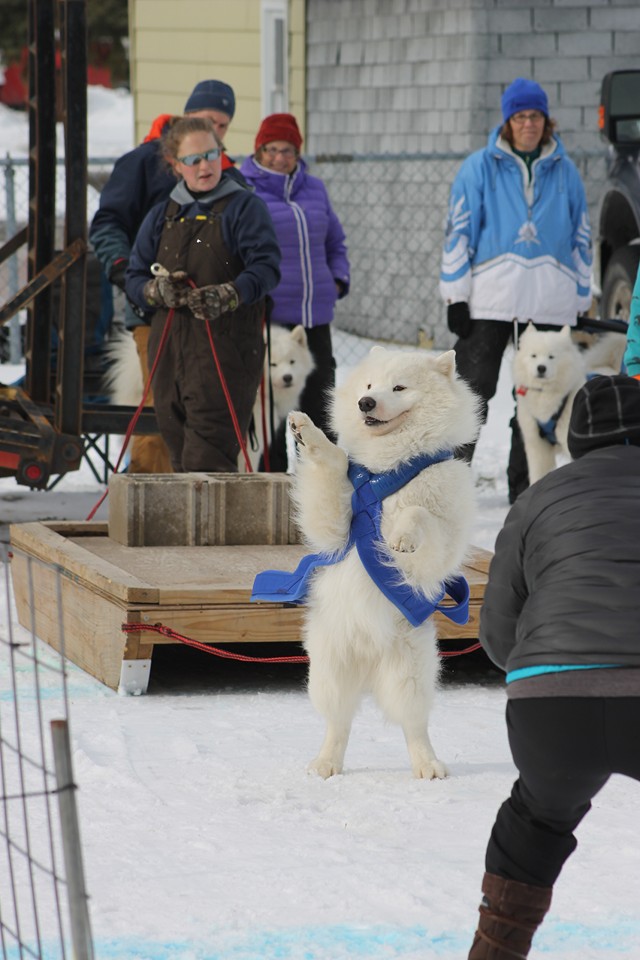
[514,323,625,485]
[280,346,480,780]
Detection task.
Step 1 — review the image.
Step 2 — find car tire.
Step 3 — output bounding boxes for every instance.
[601,245,640,324]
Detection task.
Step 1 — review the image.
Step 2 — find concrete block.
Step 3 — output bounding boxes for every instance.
[108,473,300,548]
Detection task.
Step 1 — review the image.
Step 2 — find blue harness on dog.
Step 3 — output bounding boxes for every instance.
[250,452,470,627]
[536,394,569,446]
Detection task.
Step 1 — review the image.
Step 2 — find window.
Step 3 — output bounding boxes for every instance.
[261,0,288,115]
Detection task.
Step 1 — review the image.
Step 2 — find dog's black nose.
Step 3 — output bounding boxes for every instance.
[282,374,292,385]
[358,396,376,412]
[537,364,547,377]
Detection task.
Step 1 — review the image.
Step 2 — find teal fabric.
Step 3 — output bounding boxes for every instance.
[506,663,618,684]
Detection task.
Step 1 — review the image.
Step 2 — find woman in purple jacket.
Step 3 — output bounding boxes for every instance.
[241,114,350,468]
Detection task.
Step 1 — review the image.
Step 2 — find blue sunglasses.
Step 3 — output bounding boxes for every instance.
[177,148,221,166]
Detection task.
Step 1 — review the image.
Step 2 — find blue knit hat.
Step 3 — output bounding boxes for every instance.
[184,80,235,118]
[501,78,548,123]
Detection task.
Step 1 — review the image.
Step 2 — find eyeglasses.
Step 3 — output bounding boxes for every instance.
[177,148,221,166]
[510,112,545,126]
[262,146,297,158]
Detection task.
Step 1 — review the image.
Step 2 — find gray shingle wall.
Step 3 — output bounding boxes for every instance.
[305,0,640,155]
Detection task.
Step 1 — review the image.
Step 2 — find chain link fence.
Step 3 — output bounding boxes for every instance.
[314,148,608,353]
[1,544,94,958]
[1,149,609,368]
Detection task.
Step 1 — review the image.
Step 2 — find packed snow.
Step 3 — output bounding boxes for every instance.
[1,89,638,960]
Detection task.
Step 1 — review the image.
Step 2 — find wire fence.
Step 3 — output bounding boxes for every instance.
[0,544,94,959]
[0,147,609,368]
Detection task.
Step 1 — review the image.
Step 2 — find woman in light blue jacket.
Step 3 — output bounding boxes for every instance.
[440,78,592,503]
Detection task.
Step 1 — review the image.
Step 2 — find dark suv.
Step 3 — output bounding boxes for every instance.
[596,69,640,323]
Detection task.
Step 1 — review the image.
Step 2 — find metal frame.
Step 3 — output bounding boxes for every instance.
[0,0,157,490]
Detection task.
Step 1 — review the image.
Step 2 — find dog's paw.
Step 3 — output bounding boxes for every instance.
[288,410,311,445]
[307,756,342,779]
[288,411,329,458]
[413,758,448,780]
[389,532,418,554]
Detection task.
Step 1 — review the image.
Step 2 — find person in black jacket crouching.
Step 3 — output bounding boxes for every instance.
[467,373,640,960]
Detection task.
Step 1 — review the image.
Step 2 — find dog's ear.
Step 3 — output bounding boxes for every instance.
[560,325,572,340]
[369,345,387,359]
[290,325,307,346]
[435,349,457,379]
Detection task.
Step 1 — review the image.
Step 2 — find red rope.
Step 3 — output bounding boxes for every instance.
[258,372,271,472]
[202,316,253,472]
[121,621,482,662]
[122,622,309,663]
[86,273,258,519]
[439,641,483,657]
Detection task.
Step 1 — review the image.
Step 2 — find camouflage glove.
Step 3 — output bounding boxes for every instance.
[142,270,191,309]
[186,282,240,321]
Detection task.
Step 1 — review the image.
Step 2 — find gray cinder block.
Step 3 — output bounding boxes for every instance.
[108,473,300,547]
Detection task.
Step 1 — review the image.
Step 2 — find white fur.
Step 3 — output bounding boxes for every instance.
[103,330,144,406]
[514,324,625,484]
[248,324,314,470]
[288,346,480,779]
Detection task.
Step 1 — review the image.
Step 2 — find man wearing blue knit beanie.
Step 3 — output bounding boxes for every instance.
[440,76,592,505]
[184,79,236,143]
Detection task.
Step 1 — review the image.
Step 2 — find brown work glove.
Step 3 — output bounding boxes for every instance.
[142,270,191,309]
[186,282,240,321]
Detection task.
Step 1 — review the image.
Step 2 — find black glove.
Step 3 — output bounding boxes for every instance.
[447,302,472,339]
[186,282,240,321]
[108,258,128,292]
[142,270,191,309]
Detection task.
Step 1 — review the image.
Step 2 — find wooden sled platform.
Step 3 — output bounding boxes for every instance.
[10,520,492,695]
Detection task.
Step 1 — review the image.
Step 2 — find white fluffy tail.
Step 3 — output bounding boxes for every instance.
[103,331,144,406]
[576,331,626,376]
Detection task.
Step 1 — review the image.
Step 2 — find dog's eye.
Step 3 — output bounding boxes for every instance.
[367,384,371,390]
[548,354,554,360]
[393,384,406,392]
[289,360,296,365]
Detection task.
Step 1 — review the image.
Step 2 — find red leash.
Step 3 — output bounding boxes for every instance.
[202,312,252,472]
[121,621,309,663]
[86,272,255,519]
[121,621,482,662]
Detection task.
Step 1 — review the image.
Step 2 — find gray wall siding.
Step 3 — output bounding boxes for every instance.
[304,0,639,348]
[305,0,640,156]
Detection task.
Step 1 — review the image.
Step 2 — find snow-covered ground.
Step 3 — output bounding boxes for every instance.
[1,90,638,960]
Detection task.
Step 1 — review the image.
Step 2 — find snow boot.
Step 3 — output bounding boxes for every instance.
[468,872,552,959]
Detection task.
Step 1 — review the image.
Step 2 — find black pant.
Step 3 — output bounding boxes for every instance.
[150,312,264,472]
[453,319,529,501]
[266,323,336,471]
[485,697,640,887]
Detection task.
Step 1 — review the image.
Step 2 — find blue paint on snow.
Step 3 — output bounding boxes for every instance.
[92,918,640,959]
